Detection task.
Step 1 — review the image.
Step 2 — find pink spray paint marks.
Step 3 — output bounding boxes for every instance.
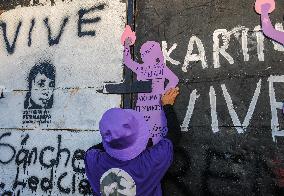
[121,25,136,45]
[122,26,179,145]
[255,0,275,14]
[255,0,284,45]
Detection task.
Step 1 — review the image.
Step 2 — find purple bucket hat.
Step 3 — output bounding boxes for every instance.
[99,108,150,161]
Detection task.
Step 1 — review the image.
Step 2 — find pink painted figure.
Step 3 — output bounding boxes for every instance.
[122,29,179,145]
[255,0,284,44]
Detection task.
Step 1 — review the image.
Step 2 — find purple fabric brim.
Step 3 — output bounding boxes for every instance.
[103,109,150,161]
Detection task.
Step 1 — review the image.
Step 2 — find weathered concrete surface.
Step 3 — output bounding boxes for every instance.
[0,0,126,195]
[135,0,284,195]
[0,0,125,130]
[1,0,284,195]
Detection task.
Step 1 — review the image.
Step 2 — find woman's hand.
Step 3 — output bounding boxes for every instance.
[161,87,179,106]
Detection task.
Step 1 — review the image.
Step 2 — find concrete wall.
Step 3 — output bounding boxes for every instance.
[135,0,284,195]
[0,0,126,195]
[1,0,284,196]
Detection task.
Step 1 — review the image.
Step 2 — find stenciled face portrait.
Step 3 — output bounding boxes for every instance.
[30,73,55,108]
[24,62,56,110]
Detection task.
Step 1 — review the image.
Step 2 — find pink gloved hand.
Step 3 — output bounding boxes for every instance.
[255,0,275,14]
[121,25,136,46]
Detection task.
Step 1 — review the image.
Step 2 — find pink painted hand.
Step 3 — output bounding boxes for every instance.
[121,25,136,46]
[255,0,275,14]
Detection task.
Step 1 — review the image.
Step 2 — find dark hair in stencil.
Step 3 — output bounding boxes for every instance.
[24,61,56,109]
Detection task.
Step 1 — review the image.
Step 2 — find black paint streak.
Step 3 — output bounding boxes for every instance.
[2,191,13,196]
[27,147,38,166]
[15,148,29,170]
[0,90,4,99]
[78,179,92,195]
[0,132,16,164]
[40,167,54,192]
[0,182,5,189]
[72,173,76,194]
[39,146,56,168]
[56,135,71,167]
[44,17,69,46]
[72,149,85,174]
[77,4,105,37]
[28,18,35,47]
[0,21,22,54]
[50,0,55,6]
[57,172,71,194]
[13,167,26,190]
[21,134,29,145]
[27,176,39,192]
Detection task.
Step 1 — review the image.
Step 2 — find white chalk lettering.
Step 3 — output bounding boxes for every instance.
[221,79,261,133]
[213,29,234,68]
[254,25,265,61]
[181,89,200,132]
[209,86,219,133]
[268,76,284,141]
[182,35,208,72]
[162,41,181,65]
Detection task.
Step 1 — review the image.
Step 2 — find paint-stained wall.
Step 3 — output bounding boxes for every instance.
[135,0,284,195]
[2,0,284,196]
[0,0,126,195]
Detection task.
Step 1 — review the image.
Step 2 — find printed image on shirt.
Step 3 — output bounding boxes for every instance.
[100,168,136,196]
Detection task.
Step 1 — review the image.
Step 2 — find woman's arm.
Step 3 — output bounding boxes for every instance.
[163,104,181,146]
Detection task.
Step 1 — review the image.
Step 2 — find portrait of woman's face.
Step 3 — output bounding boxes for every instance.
[30,73,55,108]
[24,62,56,109]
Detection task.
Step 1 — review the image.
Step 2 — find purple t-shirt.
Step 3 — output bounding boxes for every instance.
[84,139,173,196]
